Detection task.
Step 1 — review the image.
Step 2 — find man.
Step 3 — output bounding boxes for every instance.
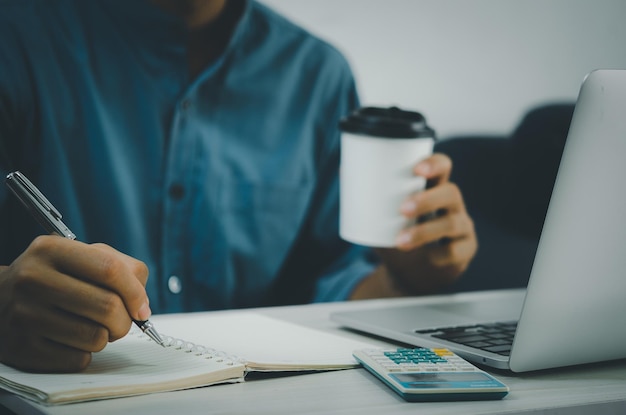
[0,0,477,372]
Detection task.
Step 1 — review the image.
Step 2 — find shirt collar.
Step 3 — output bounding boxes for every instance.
[97,0,253,85]
[97,0,187,48]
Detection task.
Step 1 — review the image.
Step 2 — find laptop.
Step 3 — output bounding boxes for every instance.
[331,69,626,372]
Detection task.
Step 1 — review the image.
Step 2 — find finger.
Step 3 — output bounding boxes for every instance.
[396,210,475,250]
[1,303,93,372]
[90,243,150,287]
[37,305,129,349]
[18,269,132,341]
[31,340,93,373]
[29,236,151,321]
[424,237,478,275]
[414,153,452,186]
[9,298,119,352]
[4,332,92,373]
[401,182,465,219]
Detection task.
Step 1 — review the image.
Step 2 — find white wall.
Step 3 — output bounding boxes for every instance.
[260,0,626,138]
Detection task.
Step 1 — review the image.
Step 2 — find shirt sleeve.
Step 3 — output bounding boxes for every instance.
[307,78,380,302]
[269,51,381,305]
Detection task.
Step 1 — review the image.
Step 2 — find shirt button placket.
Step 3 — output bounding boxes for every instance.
[168,183,185,200]
[181,98,192,112]
[161,95,194,311]
[168,275,183,294]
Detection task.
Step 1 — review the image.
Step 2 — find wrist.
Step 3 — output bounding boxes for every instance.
[349,265,407,300]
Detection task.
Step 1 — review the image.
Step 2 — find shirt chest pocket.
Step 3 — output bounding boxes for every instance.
[216,177,313,264]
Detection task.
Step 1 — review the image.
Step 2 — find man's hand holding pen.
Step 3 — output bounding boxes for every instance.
[0,171,161,373]
[0,236,152,372]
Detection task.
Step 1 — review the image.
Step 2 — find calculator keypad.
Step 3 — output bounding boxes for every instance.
[353,347,509,401]
[362,348,477,373]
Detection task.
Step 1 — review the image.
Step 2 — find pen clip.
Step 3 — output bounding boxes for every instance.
[5,171,76,239]
[6,171,63,219]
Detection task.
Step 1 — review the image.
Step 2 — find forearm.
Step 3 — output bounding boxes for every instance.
[349,250,465,300]
[349,265,406,300]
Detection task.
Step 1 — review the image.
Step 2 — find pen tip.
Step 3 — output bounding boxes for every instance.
[147,330,165,347]
[137,320,165,347]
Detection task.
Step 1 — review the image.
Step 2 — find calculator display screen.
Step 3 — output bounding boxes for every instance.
[392,372,495,388]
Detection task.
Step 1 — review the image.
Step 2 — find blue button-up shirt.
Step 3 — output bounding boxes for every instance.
[0,0,377,313]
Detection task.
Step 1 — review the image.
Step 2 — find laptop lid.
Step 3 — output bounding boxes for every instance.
[508,69,626,371]
[331,69,626,372]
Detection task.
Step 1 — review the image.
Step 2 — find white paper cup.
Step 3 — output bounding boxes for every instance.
[339,107,435,247]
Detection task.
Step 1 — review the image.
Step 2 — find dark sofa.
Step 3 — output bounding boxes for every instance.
[434,103,576,292]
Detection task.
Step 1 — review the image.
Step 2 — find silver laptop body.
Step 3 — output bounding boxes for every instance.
[331,69,626,372]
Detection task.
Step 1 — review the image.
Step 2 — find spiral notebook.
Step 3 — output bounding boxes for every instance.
[0,312,374,405]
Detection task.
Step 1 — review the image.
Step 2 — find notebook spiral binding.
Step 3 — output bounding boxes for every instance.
[130,328,246,366]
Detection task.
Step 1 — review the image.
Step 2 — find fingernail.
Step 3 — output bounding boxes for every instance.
[415,161,431,176]
[400,200,417,214]
[395,232,412,247]
[138,302,152,321]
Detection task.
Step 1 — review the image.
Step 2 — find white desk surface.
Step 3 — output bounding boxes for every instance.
[1,290,625,415]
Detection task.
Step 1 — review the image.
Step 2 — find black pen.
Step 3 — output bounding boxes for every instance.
[5,171,165,347]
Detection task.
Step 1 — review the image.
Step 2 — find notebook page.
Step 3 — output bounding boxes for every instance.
[152,312,376,370]
[0,330,245,404]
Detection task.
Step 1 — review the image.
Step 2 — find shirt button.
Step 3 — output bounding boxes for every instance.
[168,183,185,200]
[168,275,182,294]
[181,99,192,111]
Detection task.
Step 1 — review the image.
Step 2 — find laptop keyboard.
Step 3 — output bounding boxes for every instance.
[415,321,518,356]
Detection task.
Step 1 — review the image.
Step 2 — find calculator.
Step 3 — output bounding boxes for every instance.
[353,348,509,402]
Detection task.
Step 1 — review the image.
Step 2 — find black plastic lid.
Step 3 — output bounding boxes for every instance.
[339,106,435,139]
